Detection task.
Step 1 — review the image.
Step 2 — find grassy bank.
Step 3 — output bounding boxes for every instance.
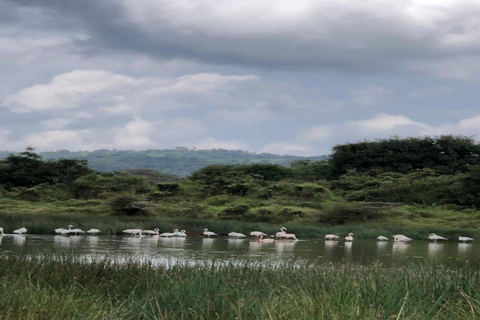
[0,254,479,319]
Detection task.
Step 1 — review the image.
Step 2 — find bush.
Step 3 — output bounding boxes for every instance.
[218,205,250,220]
[110,195,150,216]
[319,202,396,225]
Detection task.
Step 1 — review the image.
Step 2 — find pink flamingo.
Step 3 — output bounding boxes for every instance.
[256,235,275,243]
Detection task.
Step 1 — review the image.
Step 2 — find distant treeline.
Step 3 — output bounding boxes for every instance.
[0,148,326,177]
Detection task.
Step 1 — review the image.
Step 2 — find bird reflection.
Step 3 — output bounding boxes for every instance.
[458,243,472,255]
[275,240,296,254]
[376,241,388,250]
[0,236,3,245]
[12,235,26,247]
[54,235,70,248]
[69,236,83,245]
[227,238,246,249]
[124,236,142,248]
[427,243,444,257]
[392,241,410,255]
[202,238,215,249]
[87,236,99,246]
[172,237,186,247]
[143,236,159,246]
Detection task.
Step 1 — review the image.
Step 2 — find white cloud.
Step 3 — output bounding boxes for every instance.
[408,86,453,99]
[2,70,144,113]
[265,113,480,155]
[40,118,71,130]
[348,85,394,106]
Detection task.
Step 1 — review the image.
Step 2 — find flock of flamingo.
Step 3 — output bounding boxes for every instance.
[0,226,474,243]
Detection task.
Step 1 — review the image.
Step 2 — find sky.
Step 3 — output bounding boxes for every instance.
[1,0,480,155]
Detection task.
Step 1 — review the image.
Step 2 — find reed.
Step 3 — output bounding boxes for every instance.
[0,254,479,319]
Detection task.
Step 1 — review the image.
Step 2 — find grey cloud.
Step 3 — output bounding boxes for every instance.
[6,0,480,75]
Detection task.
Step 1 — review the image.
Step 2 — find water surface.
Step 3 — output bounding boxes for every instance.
[0,234,477,267]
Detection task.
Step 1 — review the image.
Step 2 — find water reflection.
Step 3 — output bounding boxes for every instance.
[227,238,246,249]
[376,241,388,251]
[427,243,444,257]
[202,238,215,250]
[1,235,480,267]
[458,243,473,255]
[87,236,100,246]
[275,240,296,254]
[12,235,26,247]
[0,236,3,245]
[123,236,142,248]
[70,236,83,245]
[54,235,70,248]
[392,242,410,255]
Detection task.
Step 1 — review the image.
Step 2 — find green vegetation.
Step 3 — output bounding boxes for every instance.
[0,254,479,319]
[1,135,480,234]
[0,148,325,177]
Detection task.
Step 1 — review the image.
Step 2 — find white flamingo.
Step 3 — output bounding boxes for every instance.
[0,227,3,235]
[159,230,175,237]
[68,225,85,235]
[228,232,246,238]
[345,233,354,242]
[459,236,474,243]
[393,234,413,242]
[377,235,389,241]
[203,228,217,238]
[250,231,267,237]
[325,234,339,240]
[122,229,142,236]
[275,227,288,239]
[13,227,27,235]
[87,228,101,235]
[143,228,160,236]
[55,227,70,236]
[177,230,187,237]
[427,233,447,242]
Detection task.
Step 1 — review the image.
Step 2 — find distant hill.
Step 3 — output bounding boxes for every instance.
[0,148,326,177]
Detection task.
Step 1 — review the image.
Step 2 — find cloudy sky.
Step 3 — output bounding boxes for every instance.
[1,0,480,155]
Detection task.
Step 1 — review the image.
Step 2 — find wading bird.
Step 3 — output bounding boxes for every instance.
[256,234,275,243]
[458,236,474,243]
[325,234,339,240]
[427,233,448,242]
[203,228,217,238]
[377,235,389,241]
[250,231,267,237]
[393,235,413,242]
[0,227,3,235]
[87,228,101,235]
[345,233,354,242]
[275,227,287,239]
[228,232,246,238]
[122,229,142,236]
[143,228,160,236]
[13,227,27,235]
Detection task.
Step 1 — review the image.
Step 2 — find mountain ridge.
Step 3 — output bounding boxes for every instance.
[0,148,326,177]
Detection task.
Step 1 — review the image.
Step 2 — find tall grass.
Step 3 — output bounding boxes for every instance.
[0,254,479,319]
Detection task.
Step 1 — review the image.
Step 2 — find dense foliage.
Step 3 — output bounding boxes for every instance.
[329,135,480,178]
[1,136,480,225]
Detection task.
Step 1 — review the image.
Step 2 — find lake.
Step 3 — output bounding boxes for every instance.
[0,234,478,267]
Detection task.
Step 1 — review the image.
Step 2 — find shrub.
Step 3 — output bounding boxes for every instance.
[110,195,149,216]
